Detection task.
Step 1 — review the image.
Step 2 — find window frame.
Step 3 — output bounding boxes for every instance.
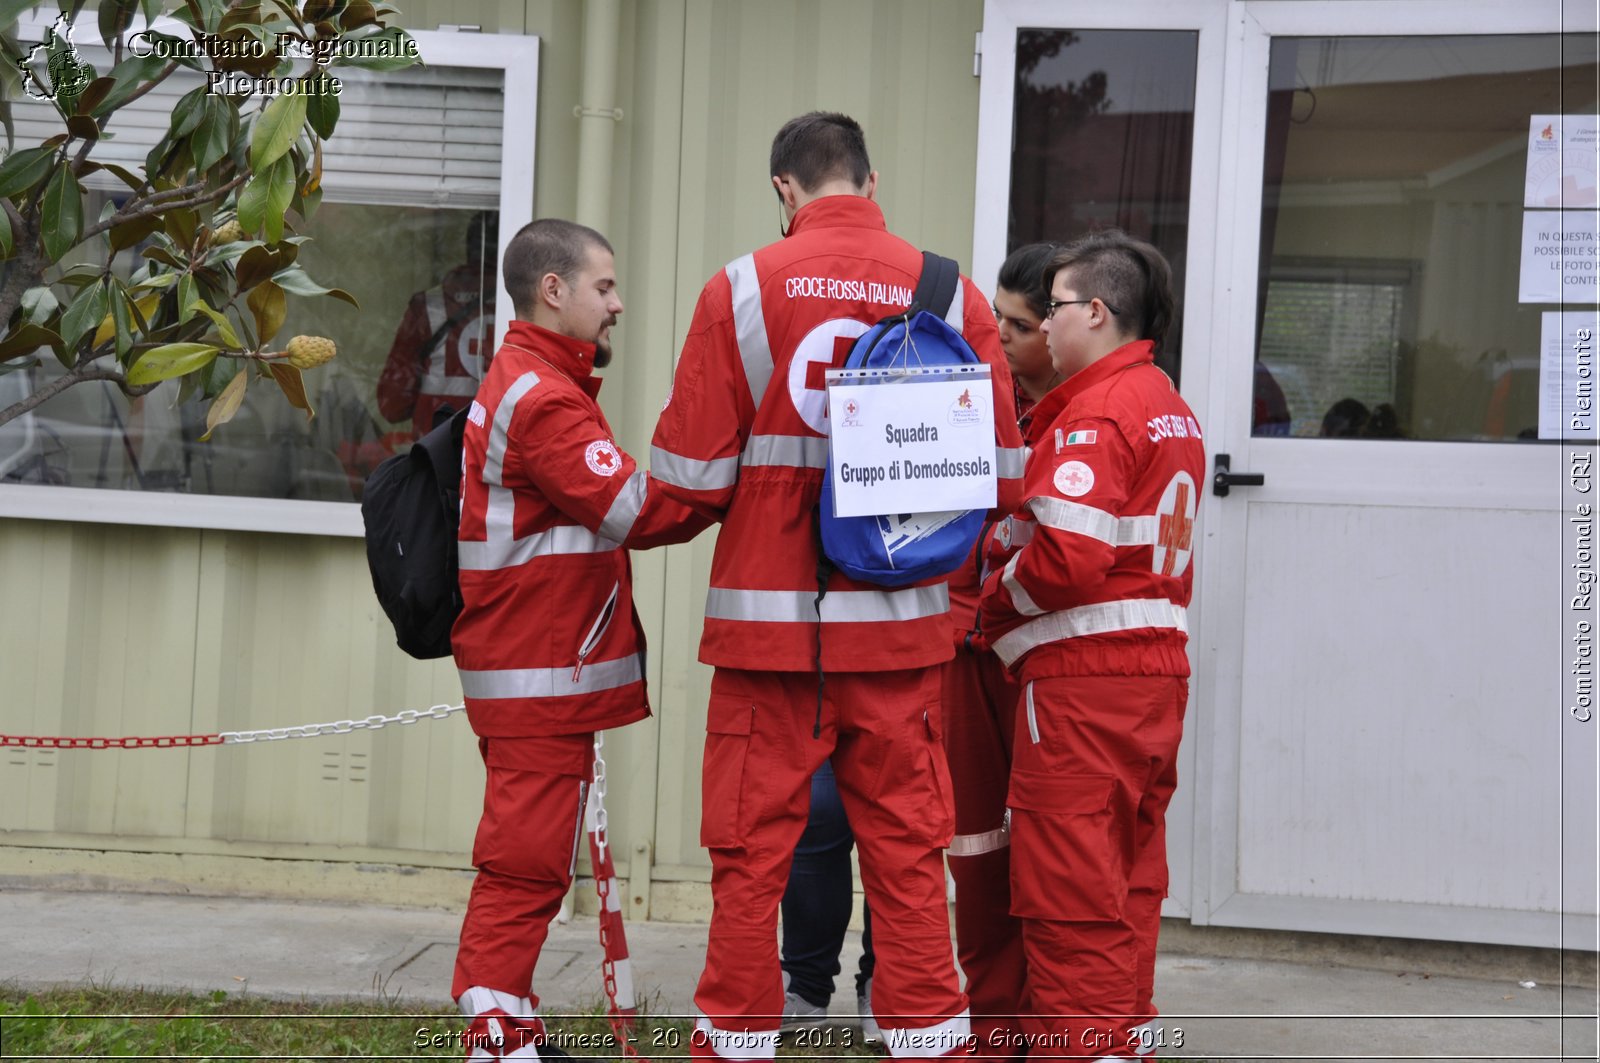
[0,26,537,538]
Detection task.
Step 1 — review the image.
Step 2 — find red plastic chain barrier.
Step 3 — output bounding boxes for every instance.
[0,733,224,749]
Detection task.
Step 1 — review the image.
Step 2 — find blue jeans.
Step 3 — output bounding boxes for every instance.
[780,759,875,1008]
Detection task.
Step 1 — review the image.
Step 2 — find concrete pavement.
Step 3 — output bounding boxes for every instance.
[1,888,1595,1062]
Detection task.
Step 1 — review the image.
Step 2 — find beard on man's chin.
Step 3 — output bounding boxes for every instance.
[592,340,612,368]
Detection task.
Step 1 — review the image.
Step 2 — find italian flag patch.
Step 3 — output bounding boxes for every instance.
[1064,430,1097,445]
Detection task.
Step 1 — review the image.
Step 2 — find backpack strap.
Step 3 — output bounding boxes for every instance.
[912,251,961,320]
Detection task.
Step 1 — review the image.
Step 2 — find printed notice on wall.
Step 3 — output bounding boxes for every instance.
[826,365,996,517]
[1520,211,1600,303]
[1539,310,1599,439]
[1526,115,1600,209]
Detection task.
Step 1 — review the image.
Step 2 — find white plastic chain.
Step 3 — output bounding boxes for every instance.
[590,732,609,857]
[220,703,464,744]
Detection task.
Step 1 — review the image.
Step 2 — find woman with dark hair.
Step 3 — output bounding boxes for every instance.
[940,241,1062,1057]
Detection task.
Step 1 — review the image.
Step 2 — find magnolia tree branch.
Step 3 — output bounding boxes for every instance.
[80,171,250,242]
[0,361,124,428]
[0,218,45,327]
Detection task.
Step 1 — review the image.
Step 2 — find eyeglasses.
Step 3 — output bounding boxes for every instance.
[1045,298,1121,319]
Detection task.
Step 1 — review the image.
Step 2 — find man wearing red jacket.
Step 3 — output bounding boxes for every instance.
[979,230,1203,1061]
[650,112,1027,1062]
[451,218,702,1060]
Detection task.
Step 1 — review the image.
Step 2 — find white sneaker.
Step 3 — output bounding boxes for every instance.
[857,980,882,1043]
[781,990,829,1030]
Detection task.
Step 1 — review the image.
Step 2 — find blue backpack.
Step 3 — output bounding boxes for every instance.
[818,252,989,587]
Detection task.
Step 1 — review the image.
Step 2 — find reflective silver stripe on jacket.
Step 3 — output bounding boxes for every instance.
[943,278,965,331]
[458,524,620,572]
[726,254,774,410]
[650,445,739,492]
[1001,553,1046,617]
[459,651,644,700]
[479,372,542,547]
[419,289,482,397]
[948,814,1010,857]
[704,584,950,624]
[1029,497,1161,547]
[742,434,827,469]
[600,469,647,542]
[996,445,1028,479]
[992,598,1189,667]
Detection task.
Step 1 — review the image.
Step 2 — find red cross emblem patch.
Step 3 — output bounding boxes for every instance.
[1153,471,1197,577]
[585,440,622,477]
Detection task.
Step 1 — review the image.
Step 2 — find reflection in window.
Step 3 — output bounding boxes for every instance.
[1008,29,1197,382]
[0,62,507,500]
[1254,34,1600,441]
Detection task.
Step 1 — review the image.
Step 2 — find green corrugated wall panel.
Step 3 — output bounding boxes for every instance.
[0,0,986,900]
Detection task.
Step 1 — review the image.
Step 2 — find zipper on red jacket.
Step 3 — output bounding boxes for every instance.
[574,581,620,683]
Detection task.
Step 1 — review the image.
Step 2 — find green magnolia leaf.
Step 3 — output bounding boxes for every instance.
[39,163,83,261]
[261,155,294,242]
[189,301,241,348]
[0,146,58,200]
[234,244,277,291]
[272,266,357,307]
[250,91,307,172]
[246,279,285,344]
[19,286,59,326]
[199,365,247,440]
[334,26,419,71]
[92,53,176,116]
[98,0,139,49]
[0,324,61,361]
[109,212,162,252]
[305,73,340,138]
[98,163,143,191]
[176,273,199,323]
[0,204,11,257]
[60,279,108,352]
[140,245,186,269]
[170,87,208,140]
[110,284,134,358]
[191,97,232,172]
[75,76,115,116]
[236,170,268,237]
[125,341,220,387]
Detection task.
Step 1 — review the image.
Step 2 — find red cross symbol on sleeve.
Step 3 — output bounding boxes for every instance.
[805,335,859,391]
[1157,481,1194,576]
[595,448,617,471]
[1059,465,1092,493]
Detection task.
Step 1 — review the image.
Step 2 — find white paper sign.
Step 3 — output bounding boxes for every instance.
[1520,211,1600,304]
[1539,310,1599,439]
[1526,115,1600,209]
[826,365,997,517]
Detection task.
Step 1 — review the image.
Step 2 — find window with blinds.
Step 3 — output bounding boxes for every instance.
[9,48,504,208]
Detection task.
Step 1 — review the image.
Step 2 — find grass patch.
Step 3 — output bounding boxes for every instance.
[0,987,1201,1060]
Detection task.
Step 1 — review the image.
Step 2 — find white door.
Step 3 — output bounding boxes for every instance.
[975,0,1233,919]
[1199,0,1597,949]
[978,0,1599,947]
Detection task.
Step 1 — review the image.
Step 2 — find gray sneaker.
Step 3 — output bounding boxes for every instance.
[856,980,882,1043]
[781,990,829,1030]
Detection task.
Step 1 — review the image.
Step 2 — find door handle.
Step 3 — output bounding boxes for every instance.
[1213,453,1265,497]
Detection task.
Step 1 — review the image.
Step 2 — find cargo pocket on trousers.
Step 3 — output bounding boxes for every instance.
[1007,770,1126,922]
[918,704,956,847]
[700,693,755,849]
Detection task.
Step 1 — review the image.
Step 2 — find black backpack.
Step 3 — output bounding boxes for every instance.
[361,407,469,659]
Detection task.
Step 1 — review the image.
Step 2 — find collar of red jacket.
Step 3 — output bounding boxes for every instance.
[787,195,887,236]
[1024,339,1156,443]
[502,320,603,398]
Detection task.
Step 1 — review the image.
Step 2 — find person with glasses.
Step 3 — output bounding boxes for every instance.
[979,229,1204,1061]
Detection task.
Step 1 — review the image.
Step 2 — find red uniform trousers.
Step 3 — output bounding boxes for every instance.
[453,733,594,1006]
[693,668,972,1062]
[1009,675,1185,1061]
[940,647,1025,1058]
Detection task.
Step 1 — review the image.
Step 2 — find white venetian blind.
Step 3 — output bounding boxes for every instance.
[8,30,503,208]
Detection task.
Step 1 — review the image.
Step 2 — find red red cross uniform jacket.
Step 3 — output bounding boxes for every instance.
[453,321,697,739]
[979,339,1202,679]
[650,196,1028,669]
[378,266,496,438]
[978,338,1203,1060]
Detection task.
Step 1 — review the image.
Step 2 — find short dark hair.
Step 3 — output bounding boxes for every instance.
[502,218,613,317]
[996,242,1062,320]
[769,111,871,193]
[1044,229,1175,353]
